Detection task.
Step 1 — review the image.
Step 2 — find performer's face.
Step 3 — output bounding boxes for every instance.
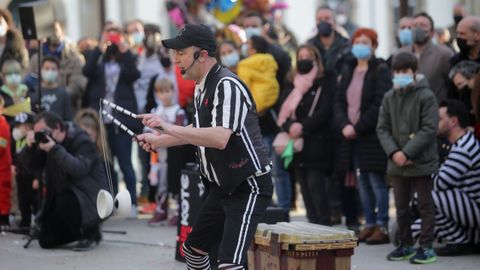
[174,47,203,81]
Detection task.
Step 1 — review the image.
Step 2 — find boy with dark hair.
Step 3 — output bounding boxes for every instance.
[0,95,12,226]
[377,51,439,264]
[39,56,73,121]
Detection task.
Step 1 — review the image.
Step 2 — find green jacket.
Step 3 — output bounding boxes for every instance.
[376,77,439,177]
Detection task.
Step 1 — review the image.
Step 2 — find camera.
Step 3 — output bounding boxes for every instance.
[34,130,51,143]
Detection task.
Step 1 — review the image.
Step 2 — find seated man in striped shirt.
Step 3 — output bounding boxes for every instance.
[137,24,273,270]
[433,99,480,256]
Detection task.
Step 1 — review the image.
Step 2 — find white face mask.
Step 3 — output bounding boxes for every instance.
[12,127,25,141]
[0,24,7,37]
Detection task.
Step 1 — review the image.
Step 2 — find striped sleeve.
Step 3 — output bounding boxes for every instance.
[434,133,479,191]
[211,77,252,133]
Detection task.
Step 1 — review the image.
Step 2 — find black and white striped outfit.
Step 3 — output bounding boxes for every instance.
[412,131,480,244]
[184,64,273,269]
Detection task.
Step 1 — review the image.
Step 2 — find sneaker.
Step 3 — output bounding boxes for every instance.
[73,239,98,252]
[436,243,474,256]
[168,214,179,226]
[148,211,168,226]
[366,226,390,245]
[139,202,156,214]
[128,205,138,219]
[358,226,376,242]
[387,245,416,261]
[410,247,437,264]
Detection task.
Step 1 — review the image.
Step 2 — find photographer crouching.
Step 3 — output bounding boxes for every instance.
[19,111,108,251]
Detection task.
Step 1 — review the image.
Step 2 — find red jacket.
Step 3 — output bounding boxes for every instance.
[175,65,195,108]
[0,115,12,180]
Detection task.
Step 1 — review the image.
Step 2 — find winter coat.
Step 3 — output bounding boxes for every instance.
[20,123,108,228]
[237,53,279,113]
[308,32,351,75]
[0,30,29,72]
[28,41,87,112]
[82,47,141,132]
[377,76,439,177]
[333,56,392,174]
[281,72,336,171]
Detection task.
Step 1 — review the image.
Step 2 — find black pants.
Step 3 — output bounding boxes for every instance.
[185,173,273,266]
[295,166,330,225]
[38,190,83,249]
[16,172,40,227]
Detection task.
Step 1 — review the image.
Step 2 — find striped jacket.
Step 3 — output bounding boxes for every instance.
[434,131,480,203]
[193,64,271,194]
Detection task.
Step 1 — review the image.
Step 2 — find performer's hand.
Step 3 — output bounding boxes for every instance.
[38,135,55,152]
[136,133,157,152]
[138,114,171,132]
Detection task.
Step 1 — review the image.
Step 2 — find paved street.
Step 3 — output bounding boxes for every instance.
[1,214,479,270]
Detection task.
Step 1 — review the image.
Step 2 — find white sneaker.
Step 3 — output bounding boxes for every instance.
[128,205,138,219]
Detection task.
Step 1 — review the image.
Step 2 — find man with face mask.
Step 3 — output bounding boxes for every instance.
[26,20,87,114]
[448,3,468,45]
[307,5,351,76]
[450,16,480,67]
[448,60,480,124]
[387,17,414,67]
[397,12,453,103]
[19,111,108,250]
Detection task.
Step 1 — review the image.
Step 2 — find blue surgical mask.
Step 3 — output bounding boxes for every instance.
[221,52,240,68]
[398,28,413,46]
[42,70,58,83]
[351,44,371,59]
[245,27,262,39]
[5,73,22,86]
[392,74,414,89]
[132,31,145,45]
[241,43,249,57]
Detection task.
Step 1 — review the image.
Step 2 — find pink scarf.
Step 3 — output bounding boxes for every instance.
[277,65,318,126]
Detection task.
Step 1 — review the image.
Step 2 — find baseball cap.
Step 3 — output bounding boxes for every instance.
[162,24,217,56]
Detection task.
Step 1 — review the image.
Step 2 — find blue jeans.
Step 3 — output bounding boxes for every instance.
[352,142,388,227]
[358,171,389,227]
[106,124,137,205]
[263,135,291,213]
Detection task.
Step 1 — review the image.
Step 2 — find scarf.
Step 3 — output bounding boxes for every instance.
[277,65,318,126]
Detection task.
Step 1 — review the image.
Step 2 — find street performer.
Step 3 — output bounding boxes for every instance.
[137,24,273,270]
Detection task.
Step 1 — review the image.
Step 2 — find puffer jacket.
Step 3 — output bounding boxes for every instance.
[237,53,279,113]
[377,76,439,177]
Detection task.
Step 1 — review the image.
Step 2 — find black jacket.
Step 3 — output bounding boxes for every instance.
[21,123,108,228]
[333,56,392,174]
[82,47,141,132]
[308,32,351,76]
[282,71,336,171]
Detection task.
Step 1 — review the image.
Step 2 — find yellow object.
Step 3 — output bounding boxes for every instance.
[237,53,279,113]
[213,0,243,24]
[3,98,31,117]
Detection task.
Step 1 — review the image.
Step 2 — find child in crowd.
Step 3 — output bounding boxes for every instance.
[11,114,39,227]
[147,78,187,226]
[0,96,12,226]
[237,35,279,114]
[40,56,73,121]
[0,59,29,107]
[377,52,439,264]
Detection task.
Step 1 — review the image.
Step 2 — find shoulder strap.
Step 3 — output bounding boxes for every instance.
[308,86,322,117]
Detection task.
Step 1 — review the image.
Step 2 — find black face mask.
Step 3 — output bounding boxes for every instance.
[160,56,172,68]
[459,85,471,94]
[317,21,333,37]
[297,60,314,74]
[413,27,429,45]
[454,15,463,25]
[456,38,471,56]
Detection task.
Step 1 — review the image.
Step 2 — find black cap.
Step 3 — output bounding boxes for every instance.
[162,24,217,57]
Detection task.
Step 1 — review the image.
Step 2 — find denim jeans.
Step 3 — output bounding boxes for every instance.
[358,171,389,227]
[352,142,389,227]
[106,124,137,205]
[263,135,291,213]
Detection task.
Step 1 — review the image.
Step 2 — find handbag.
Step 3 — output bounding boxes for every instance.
[273,86,322,156]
